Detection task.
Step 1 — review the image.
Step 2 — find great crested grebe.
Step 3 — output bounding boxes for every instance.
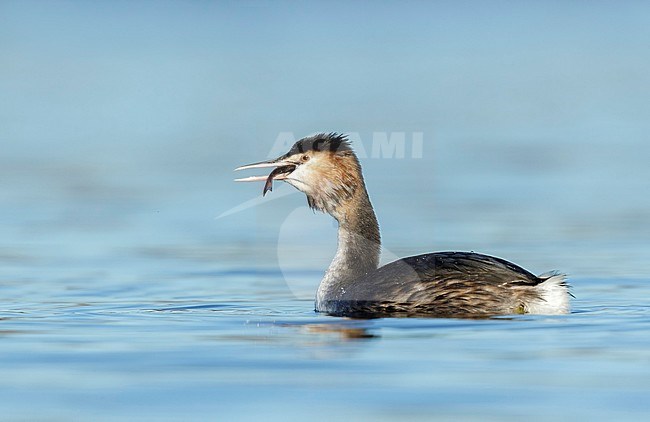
[235,133,570,317]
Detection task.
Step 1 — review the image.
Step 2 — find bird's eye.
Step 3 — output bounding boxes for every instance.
[301,155,310,162]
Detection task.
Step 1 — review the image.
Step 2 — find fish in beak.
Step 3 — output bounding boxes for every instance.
[234,157,297,196]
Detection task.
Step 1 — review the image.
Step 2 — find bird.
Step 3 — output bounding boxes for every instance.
[235,133,570,318]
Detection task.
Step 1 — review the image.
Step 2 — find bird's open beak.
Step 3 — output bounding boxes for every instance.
[234,157,297,195]
[234,157,295,181]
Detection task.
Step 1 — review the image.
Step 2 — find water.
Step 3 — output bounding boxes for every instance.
[2,1,650,420]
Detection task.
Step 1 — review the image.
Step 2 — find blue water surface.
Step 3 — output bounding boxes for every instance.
[2,1,650,420]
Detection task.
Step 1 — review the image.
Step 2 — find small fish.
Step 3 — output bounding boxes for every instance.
[263,172,275,196]
[263,165,295,196]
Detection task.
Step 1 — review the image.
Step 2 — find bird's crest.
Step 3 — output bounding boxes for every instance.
[287,133,352,156]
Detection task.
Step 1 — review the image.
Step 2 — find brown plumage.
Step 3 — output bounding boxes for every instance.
[235,133,571,318]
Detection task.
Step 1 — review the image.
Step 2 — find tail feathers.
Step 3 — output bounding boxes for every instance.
[526,273,571,315]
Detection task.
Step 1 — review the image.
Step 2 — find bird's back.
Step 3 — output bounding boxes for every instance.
[319,251,570,318]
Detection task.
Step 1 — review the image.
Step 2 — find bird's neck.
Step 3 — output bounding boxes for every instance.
[317,185,381,307]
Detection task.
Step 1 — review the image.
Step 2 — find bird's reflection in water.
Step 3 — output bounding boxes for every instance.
[296,322,378,340]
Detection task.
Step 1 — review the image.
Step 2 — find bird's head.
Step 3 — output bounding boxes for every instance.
[235,133,364,215]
